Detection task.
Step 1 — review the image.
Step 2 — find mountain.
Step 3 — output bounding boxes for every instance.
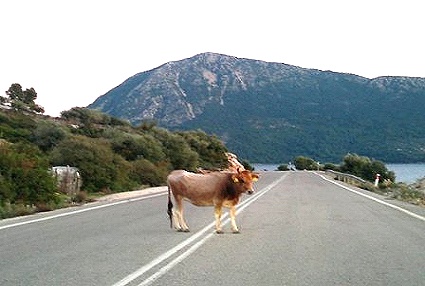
[88,52,425,163]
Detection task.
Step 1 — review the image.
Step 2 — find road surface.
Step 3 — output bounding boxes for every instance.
[1,171,424,286]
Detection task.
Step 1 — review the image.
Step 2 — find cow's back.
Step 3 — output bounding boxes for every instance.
[167,170,231,206]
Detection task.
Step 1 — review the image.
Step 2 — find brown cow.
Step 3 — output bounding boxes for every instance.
[167,169,259,234]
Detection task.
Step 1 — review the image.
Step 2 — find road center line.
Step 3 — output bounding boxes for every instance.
[113,173,288,286]
[0,192,167,231]
[317,173,425,222]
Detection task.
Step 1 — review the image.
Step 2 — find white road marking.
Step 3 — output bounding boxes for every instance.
[113,173,288,286]
[112,220,218,286]
[0,192,167,231]
[317,173,425,222]
[137,232,215,286]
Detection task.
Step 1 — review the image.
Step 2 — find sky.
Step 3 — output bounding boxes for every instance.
[1,0,424,117]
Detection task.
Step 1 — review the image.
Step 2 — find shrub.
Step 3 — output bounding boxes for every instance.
[50,135,135,192]
[131,159,169,187]
[72,191,89,204]
[323,163,339,171]
[392,185,425,205]
[153,129,199,171]
[0,142,57,205]
[294,156,318,170]
[277,164,289,171]
[178,130,228,169]
[340,153,395,183]
[241,160,254,171]
[110,133,166,162]
[30,120,67,152]
[0,202,38,219]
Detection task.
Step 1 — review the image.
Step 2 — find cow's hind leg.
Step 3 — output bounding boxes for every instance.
[174,197,190,232]
[214,205,223,234]
[171,196,183,231]
[230,206,240,234]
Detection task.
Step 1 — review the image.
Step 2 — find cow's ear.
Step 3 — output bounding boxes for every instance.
[232,175,239,183]
[252,173,259,182]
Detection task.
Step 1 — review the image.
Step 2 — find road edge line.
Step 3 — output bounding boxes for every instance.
[0,192,167,231]
[316,172,425,222]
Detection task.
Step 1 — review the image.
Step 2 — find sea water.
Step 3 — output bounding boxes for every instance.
[252,163,425,184]
[386,164,425,184]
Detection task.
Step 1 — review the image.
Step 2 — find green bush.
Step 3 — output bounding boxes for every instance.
[110,132,166,162]
[0,111,35,142]
[49,135,135,192]
[0,142,56,205]
[323,163,339,171]
[30,120,67,152]
[0,202,38,219]
[178,130,228,169]
[277,164,289,171]
[153,129,199,171]
[131,158,169,187]
[340,153,395,183]
[294,156,318,170]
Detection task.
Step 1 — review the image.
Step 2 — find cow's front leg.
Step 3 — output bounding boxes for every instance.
[214,205,223,234]
[230,205,240,234]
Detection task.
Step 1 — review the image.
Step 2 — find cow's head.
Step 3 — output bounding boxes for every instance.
[232,170,259,195]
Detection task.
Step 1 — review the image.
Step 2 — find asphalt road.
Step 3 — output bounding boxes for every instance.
[1,171,424,286]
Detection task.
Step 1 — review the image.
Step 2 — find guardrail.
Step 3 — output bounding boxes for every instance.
[325,170,367,186]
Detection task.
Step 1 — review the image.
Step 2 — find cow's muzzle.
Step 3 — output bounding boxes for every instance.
[247,190,254,195]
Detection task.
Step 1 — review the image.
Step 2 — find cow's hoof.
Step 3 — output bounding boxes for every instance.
[232,230,240,234]
[182,229,190,232]
[216,230,224,234]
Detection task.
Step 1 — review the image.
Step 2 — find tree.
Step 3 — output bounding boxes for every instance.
[294,156,318,170]
[3,83,45,114]
[340,153,395,183]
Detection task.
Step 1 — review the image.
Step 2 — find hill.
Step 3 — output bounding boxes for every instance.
[88,52,425,163]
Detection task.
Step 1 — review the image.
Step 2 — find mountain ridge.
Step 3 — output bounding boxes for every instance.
[88,52,425,163]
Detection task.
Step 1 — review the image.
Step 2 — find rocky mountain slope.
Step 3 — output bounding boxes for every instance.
[88,52,425,163]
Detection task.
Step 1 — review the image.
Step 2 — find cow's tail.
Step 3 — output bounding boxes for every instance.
[167,185,173,228]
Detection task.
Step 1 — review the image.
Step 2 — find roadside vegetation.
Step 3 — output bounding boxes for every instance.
[1,83,423,219]
[278,154,425,206]
[0,84,229,219]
